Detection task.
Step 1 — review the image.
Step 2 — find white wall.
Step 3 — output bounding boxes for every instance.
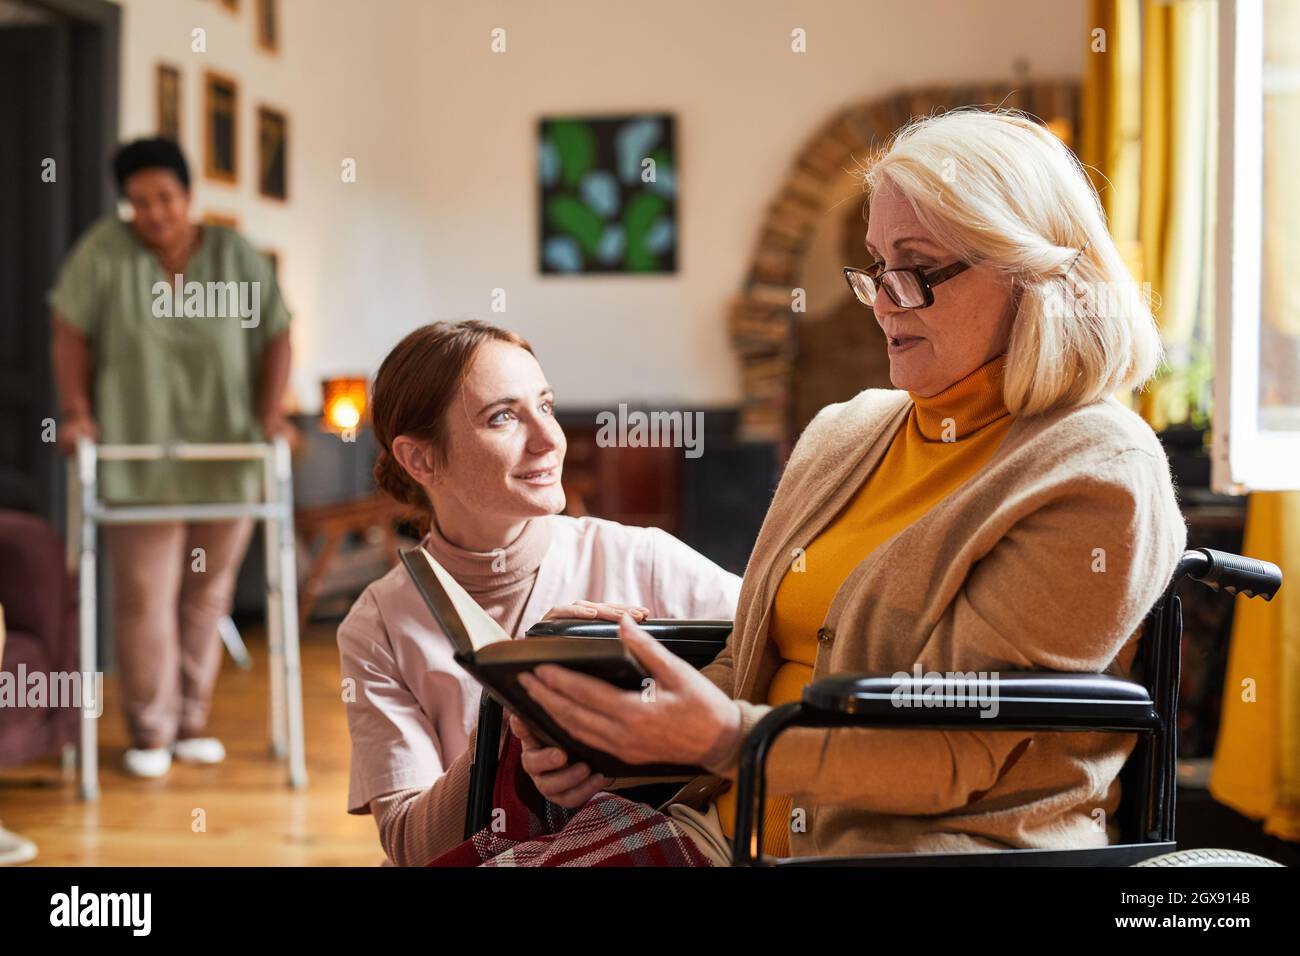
[114,0,438,414]
[113,0,1087,411]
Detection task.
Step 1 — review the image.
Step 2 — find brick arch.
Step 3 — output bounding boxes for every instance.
[728,79,1081,447]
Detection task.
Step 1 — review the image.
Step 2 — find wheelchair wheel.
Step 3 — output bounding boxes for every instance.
[1134,848,1284,867]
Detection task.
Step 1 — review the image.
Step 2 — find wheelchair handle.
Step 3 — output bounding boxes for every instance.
[1180,548,1282,601]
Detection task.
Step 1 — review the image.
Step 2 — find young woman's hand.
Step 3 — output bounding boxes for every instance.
[508,713,612,808]
[540,600,648,623]
[519,614,742,769]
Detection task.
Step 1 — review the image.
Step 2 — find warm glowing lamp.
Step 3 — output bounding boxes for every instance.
[321,376,368,434]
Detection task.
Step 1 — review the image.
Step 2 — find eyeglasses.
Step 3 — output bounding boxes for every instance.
[843,259,971,310]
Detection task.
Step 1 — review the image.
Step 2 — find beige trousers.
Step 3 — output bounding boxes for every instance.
[666,801,734,867]
[105,519,254,749]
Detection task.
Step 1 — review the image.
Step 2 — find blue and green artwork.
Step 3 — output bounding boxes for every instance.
[538,114,677,274]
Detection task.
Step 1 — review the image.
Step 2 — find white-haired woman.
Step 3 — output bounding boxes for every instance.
[446,109,1188,867]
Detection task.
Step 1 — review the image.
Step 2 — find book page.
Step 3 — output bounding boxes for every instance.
[419,547,511,652]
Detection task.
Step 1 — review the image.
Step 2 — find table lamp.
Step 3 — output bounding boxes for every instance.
[321,376,368,438]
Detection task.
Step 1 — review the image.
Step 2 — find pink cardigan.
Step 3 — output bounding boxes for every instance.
[338,514,741,814]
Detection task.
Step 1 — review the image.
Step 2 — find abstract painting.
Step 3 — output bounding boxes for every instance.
[538,113,677,274]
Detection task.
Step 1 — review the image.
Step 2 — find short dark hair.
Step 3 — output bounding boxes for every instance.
[112,137,191,194]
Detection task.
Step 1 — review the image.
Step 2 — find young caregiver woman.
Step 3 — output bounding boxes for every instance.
[337,320,741,865]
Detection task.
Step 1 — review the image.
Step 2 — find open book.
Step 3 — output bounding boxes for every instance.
[399,546,707,777]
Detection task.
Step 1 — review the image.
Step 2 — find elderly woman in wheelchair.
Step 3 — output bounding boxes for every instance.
[451,108,1257,867]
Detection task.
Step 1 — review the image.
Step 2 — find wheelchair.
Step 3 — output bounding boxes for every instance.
[465,548,1283,867]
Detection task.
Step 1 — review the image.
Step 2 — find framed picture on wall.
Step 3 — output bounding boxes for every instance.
[537,113,678,274]
[256,0,279,53]
[156,63,181,141]
[257,106,288,200]
[204,71,239,184]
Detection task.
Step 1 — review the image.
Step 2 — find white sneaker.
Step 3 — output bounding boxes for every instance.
[0,826,38,865]
[173,737,226,764]
[123,747,172,778]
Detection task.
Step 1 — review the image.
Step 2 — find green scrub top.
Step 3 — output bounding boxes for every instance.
[47,217,292,505]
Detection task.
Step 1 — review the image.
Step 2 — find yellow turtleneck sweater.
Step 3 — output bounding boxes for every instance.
[714,355,1015,856]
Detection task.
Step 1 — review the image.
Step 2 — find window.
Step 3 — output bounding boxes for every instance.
[1213,0,1300,491]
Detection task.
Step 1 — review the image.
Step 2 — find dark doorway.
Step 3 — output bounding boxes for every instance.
[0,0,119,534]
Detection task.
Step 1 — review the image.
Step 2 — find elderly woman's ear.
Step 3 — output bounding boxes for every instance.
[1006,280,1024,327]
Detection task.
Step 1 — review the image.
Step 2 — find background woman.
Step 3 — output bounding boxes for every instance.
[337,320,740,865]
[49,138,293,779]
[473,108,1188,865]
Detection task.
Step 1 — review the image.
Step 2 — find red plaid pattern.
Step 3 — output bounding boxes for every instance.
[427,729,713,867]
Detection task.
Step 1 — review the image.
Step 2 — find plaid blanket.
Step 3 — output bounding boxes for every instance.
[427,729,714,867]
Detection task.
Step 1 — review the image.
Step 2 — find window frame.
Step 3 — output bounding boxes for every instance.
[1212,0,1300,492]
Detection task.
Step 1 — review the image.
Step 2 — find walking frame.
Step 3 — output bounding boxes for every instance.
[65,437,307,799]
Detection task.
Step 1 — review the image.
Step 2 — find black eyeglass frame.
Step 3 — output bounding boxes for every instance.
[842,259,971,309]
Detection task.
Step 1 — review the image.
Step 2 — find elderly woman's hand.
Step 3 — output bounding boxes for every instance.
[518,614,743,769]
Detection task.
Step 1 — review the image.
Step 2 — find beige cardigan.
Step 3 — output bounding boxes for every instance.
[674,386,1188,858]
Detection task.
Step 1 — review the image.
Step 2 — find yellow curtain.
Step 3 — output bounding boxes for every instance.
[1083,1,1216,427]
[1210,493,1300,842]
[1136,0,1218,429]
[1081,0,1143,412]
[1210,0,1300,843]
[1081,0,1143,291]
[1139,2,1216,344]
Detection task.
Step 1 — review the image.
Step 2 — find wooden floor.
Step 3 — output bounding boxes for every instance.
[0,622,385,866]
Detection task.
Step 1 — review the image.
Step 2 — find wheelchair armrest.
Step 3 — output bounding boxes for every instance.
[523,618,732,669]
[732,672,1160,866]
[800,671,1158,731]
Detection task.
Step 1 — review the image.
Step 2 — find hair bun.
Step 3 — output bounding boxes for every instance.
[374,448,425,509]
